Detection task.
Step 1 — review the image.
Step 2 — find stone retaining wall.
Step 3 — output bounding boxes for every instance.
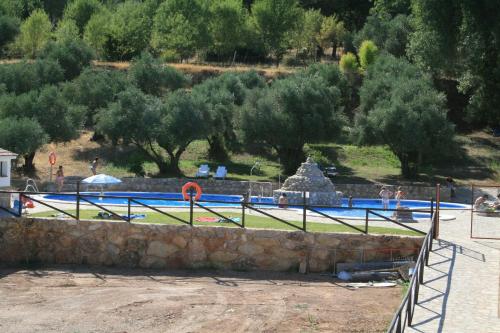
[49,178,273,196]
[47,177,448,201]
[0,217,423,272]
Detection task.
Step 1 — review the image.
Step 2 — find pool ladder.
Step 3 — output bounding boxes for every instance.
[24,178,39,192]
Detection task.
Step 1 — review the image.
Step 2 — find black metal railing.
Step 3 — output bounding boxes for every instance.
[386,211,437,332]
[0,190,436,236]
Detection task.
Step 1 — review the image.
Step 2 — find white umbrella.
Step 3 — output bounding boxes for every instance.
[81,174,122,185]
[81,174,122,197]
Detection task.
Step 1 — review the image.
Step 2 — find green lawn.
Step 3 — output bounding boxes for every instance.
[31,209,421,236]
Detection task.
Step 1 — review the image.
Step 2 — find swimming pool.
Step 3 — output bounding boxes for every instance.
[41,192,468,220]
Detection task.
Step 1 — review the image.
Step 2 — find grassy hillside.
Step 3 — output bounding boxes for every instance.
[12,130,498,186]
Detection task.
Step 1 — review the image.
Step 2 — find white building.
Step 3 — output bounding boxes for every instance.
[0,148,17,188]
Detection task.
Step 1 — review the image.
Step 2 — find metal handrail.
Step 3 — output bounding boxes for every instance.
[386,212,436,332]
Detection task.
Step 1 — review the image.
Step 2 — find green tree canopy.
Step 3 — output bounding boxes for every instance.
[251,0,302,64]
[353,55,455,178]
[54,19,79,43]
[61,67,130,126]
[358,40,378,70]
[39,39,94,80]
[0,117,48,170]
[63,0,102,34]
[13,8,52,58]
[339,52,359,76]
[83,9,110,59]
[208,0,248,59]
[238,73,344,174]
[128,52,189,96]
[192,71,264,161]
[0,15,20,54]
[96,87,210,174]
[0,60,64,94]
[409,0,500,127]
[151,0,209,61]
[318,15,346,59]
[354,13,411,57]
[0,86,84,168]
[104,0,152,60]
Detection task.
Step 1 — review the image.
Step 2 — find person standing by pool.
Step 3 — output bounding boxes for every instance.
[446,177,456,198]
[348,196,353,208]
[55,166,64,192]
[379,186,393,210]
[90,157,99,175]
[395,186,405,208]
[278,193,288,208]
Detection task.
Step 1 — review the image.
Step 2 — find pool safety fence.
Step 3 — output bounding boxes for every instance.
[0,189,447,236]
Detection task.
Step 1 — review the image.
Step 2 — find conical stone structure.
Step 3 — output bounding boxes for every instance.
[274,157,341,206]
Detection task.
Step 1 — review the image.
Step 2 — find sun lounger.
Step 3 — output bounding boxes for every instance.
[195,164,210,178]
[214,166,227,179]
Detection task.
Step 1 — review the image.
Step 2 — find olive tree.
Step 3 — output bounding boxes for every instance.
[39,39,94,80]
[353,55,455,178]
[238,73,344,174]
[96,87,210,175]
[193,72,265,161]
[0,60,64,94]
[0,86,84,169]
[151,0,209,61]
[13,9,52,58]
[251,0,302,65]
[0,117,48,170]
[128,52,189,96]
[62,0,102,34]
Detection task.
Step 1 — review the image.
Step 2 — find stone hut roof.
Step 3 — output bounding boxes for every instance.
[0,148,17,157]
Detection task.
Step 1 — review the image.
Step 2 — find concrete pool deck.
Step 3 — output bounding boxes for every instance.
[408,211,500,332]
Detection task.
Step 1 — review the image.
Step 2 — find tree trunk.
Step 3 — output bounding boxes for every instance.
[23,152,36,171]
[278,147,305,175]
[207,135,229,162]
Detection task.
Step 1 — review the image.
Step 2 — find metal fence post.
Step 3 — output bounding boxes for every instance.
[302,191,307,232]
[430,197,434,217]
[241,202,245,228]
[365,210,369,234]
[18,193,23,217]
[76,181,80,221]
[434,184,440,239]
[189,198,194,226]
[127,197,131,223]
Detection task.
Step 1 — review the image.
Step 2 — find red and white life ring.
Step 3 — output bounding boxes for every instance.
[181,182,202,201]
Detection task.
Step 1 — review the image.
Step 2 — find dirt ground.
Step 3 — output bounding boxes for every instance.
[0,266,401,333]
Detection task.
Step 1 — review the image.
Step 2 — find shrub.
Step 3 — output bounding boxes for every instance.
[358,40,379,70]
[339,52,359,74]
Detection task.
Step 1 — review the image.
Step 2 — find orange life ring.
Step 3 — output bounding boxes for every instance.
[182,182,202,201]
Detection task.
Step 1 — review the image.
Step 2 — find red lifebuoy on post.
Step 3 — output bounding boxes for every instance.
[182,182,202,201]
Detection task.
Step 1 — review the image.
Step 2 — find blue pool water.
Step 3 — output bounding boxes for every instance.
[41,192,468,220]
